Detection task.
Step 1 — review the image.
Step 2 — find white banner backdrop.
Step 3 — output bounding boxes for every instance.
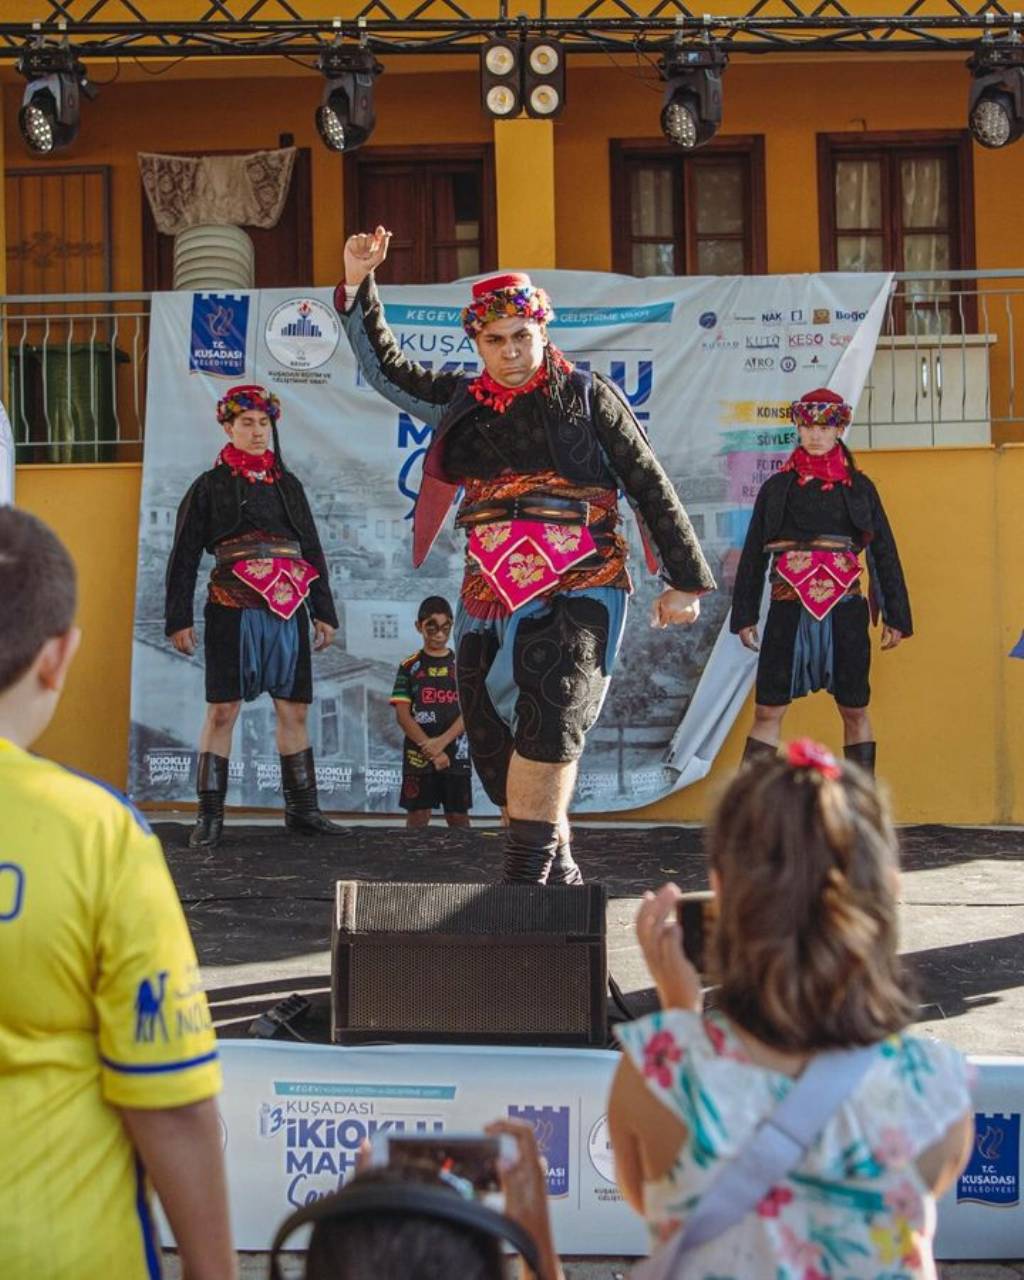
[157,1040,1024,1259]
[129,271,891,811]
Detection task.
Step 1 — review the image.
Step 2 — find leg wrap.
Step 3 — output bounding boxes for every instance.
[844,741,877,777]
[503,818,559,885]
[547,841,584,885]
[189,752,228,848]
[741,736,778,766]
[281,748,345,834]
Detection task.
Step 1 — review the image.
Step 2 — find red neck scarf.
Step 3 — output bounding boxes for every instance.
[781,444,851,491]
[218,443,279,485]
[468,348,573,414]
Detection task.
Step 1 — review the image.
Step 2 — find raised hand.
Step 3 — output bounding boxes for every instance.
[344,225,392,288]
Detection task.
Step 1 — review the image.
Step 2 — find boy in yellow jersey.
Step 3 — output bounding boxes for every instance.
[0,508,236,1280]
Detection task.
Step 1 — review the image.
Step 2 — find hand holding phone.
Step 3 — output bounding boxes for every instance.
[676,889,719,977]
[635,883,705,1013]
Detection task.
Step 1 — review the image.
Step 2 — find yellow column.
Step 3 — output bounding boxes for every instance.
[0,86,6,296]
[493,118,556,269]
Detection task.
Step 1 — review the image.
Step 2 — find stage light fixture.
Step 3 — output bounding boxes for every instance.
[17,46,93,155]
[524,39,565,118]
[481,37,522,119]
[316,47,381,154]
[968,41,1024,149]
[660,44,727,150]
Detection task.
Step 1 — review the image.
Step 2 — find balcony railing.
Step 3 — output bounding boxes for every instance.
[2,273,1023,462]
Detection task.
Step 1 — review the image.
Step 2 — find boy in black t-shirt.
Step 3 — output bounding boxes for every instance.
[390,596,472,828]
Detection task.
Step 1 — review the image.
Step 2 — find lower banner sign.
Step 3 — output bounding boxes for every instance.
[170,1039,647,1255]
[153,1042,1024,1259]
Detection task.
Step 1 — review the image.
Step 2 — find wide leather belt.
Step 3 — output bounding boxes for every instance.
[765,536,857,553]
[215,539,302,566]
[457,493,590,528]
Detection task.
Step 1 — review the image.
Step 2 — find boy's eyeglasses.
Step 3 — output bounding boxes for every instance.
[422,619,452,632]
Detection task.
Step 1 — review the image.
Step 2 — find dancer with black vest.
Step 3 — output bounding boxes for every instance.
[730,387,912,775]
[336,227,715,884]
[165,384,343,846]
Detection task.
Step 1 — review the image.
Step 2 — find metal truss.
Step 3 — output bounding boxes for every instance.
[2,0,1023,60]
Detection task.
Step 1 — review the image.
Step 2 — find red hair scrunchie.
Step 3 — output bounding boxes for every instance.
[786,738,841,780]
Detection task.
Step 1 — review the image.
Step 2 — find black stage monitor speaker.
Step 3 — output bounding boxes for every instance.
[331,880,607,1047]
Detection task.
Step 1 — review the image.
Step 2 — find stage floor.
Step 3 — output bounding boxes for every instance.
[157,821,1024,1059]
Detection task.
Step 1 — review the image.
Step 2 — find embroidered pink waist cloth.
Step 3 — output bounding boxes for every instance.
[772,548,862,621]
[467,519,597,612]
[231,557,319,620]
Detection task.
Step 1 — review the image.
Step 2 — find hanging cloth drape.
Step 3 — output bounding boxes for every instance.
[138,148,297,234]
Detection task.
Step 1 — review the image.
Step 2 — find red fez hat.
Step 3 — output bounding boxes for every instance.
[471,273,534,299]
[798,387,845,405]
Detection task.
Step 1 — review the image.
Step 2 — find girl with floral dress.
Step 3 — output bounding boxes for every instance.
[609,740,973,1280]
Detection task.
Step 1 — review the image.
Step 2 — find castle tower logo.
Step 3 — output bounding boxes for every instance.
[265,297,340,371]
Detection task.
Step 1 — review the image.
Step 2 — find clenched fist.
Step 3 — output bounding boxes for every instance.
[344,225,392,289]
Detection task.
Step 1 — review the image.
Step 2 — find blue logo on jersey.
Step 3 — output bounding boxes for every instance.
[0,862,25,921]
[508,1105,570,1198]
[189,295,249,378]
[957,1113,1020,1207]
[134,971,170,1043]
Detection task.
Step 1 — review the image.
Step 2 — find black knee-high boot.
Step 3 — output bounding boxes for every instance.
[844,741,877,777]
[189,752,228,848]
[504,818,559,884]
[547,833,584,885]
[741,737,778,766]
[280,748,345,834]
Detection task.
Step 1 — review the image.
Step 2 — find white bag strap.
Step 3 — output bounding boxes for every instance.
[631,1043,879,1280]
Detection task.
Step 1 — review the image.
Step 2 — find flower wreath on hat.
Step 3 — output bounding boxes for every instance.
[216,384,282,426]
[790,386,853,432]
[461,272,554,338]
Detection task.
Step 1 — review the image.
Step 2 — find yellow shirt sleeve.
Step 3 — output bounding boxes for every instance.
[95,812,222,1108]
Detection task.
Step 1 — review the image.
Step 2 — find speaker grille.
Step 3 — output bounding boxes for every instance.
[347,942,593,1033]
[331,881,607,1045]
[337,880,603,937]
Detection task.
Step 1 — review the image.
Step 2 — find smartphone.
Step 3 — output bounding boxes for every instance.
[677,890,718,975]
[368,1132,515,1209]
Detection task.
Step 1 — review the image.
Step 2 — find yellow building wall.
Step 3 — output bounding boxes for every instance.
[13,448,1024,824]
[14,464,141,782]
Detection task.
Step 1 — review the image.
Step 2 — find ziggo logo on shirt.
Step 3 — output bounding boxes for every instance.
[0,862,26,920]
[420,688,459,705]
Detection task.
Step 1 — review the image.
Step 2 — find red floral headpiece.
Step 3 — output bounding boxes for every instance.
[786,738,841,780]
[461,272,554,338]
[790,387,852,432]
[216,384,282,426]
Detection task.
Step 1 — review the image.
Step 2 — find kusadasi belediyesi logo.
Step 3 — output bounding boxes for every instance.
[189,295,249,378]
[957,1113,1020,1207]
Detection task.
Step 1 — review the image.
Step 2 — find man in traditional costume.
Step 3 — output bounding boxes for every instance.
[731,387,912,775]
[165,384,343,846]
[336,227,715,884]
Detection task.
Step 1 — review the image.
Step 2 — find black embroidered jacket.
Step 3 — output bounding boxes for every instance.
[164,464,339,635]
[730,467,913,636]
[334,275,716,596]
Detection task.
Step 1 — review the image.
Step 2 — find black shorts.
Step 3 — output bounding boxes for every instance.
[400,769,473,814]
[456,593,612,807]
[755,596,871,708]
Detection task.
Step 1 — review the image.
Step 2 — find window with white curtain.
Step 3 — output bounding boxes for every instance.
[612,140,765,277]
[821,136,974,334]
